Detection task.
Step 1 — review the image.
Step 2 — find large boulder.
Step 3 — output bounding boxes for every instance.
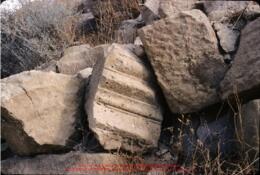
[85,44,163,152]
[159,0,197,18]
[139,10,227,114]
[1,71,84,155]
[1,152,128,175]
[57,45,108,75]
[220,18,260,101]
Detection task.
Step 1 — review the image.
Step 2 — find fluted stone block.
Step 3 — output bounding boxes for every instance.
[85,44,163,152]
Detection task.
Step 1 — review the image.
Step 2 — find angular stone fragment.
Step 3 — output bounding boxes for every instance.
[159,0,197,18]
[85,44,163,152]
[139,10,226,113]
[57,45,108,75]
[1,71,83,155]
[220,18,260,101]
[1,152,128,175]
[213,23,240,53]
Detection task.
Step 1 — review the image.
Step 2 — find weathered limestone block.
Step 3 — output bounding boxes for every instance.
[57,45,108,75]
[1,71,83,155]
[1,152,128,175]
[139,10,227,113]
[220,18,260,101]
[85,44,163,152]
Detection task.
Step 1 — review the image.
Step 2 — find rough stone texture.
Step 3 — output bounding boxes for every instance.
[213,23,240,53]
[85,44,163,152]
[1,71,83,156]
[201,1,260,22]
[57,45,108,75]
[1,152,128,175]
[159,0,197,18]
[220,18,260,101]
[239,99,260,162]
[139,10,226,113]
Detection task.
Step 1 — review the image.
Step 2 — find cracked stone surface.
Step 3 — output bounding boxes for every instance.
[1,71,84,155]
[85,44,163,152]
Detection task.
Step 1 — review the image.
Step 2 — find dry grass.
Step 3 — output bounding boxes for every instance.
[81,0,140,45]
